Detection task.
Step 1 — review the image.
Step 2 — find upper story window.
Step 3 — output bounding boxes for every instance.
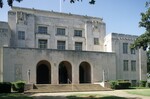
[75,42,82,51]
[131,48,136,54]
[123,60,128,71]
[131,60,136,71]
[18,31,25,40]
[57,28,65,35]
[94,38,99,45]
[57,41,66,50]
[0,28,8,33]
[123,43,128,54]
[38,39,47,49]
[38,26,47,34]
[74,30,82,37]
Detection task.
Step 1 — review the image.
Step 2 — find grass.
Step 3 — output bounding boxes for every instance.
[66,94,128,99]
[0,93,33,99]
[127,89,150,96]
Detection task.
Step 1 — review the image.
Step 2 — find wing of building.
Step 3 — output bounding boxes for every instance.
[0,7,147,86]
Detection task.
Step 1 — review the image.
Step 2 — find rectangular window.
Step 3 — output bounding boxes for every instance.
[123,43,128,54]
[38,26,47,34]
[131,48,136,54]
[131,60,136,71]
[57,28,65,35]
[57,41,65,50]
[38,39,47,49]
[0,28,8,33]
[18,31,25,40]
[123,60,128,71]
[94,38,99,45]
[74,30,82,37]
[75,42,82,51]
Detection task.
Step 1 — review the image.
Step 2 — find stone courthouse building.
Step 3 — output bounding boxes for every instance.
[0,7,147,86]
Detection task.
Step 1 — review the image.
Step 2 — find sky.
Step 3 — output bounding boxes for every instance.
[0,0,148,35]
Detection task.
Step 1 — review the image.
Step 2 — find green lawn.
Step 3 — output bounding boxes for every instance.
[66,94,128,99]
[0,93,32,99]
[127,89,150,96]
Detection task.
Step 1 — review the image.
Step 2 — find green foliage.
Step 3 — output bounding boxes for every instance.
[132,1,150,50]
[139,80,147,87]
[109,80,131,89]
[12,81,25,93]
[146,82,150,87]
[0,82,11,93]
[0,0,96,8]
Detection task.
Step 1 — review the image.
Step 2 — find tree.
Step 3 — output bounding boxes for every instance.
[131,1,150,50]
[0,0,96,8]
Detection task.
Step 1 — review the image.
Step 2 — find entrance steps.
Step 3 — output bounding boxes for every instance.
[25,84,112,93]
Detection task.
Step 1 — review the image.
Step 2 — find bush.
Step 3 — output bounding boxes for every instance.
[146,82,150,88]
[12,81,25,93]
[139,80,147,87]
[0,82,11,93]
[109,80,131,89]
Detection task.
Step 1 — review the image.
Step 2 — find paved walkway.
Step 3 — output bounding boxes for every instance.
[31,89,150,99]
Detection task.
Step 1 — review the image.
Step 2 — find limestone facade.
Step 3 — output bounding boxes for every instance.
[0,7,147,85]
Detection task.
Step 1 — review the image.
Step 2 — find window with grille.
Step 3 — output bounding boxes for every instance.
[18,31,25,40]
[57,41,66,50]
[131,60,136,71]
[123,43,128,54]
[57,28,65,35]
[38,26,47,34]
[75,42,82,51]
[38,39,47,49]
[74,30,82,37]
[123,60,128,71]
[94,38,99,45]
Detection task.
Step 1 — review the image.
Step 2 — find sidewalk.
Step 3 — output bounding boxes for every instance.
[32,89,150,99]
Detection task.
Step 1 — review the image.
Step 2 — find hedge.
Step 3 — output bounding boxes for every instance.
[139,80,147,87]
[109,80,131,89]
[12,81,25,93]
[0,82,11,93]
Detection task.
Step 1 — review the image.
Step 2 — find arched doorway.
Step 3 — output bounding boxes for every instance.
[36,60,51,84]
[79,62,91,83]
[59,61,72,84]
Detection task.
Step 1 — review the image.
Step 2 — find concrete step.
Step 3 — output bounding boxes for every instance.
[25,84,112,93]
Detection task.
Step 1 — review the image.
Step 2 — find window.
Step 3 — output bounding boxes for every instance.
[38,26,47,34]
[0,28,8,33]
[131,60,136,71]
[123,43,128,54]
[123,60,128,71]
[57,41,65,50]
[38,39,47,49]
[74,30,82,37]
[75,42,82,51]
[18,31,25,40]
[94,38,99,45]
[57,28,65,35]
[131,48,136,54]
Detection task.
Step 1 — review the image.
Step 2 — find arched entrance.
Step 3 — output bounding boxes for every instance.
[79,62,91,83]
[59,61,72,84]
[36,60,51,84]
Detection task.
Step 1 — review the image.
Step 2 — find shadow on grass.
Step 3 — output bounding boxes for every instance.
[33,96,66,99]
[66,95,134,99]
[0,93,32,99]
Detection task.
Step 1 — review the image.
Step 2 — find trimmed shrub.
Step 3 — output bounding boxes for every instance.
[0,82,11,93]
[146,82,150,88]
[139,80,147,87]
[109,80,131,89]
[12,81,25,93]
[118,82,131,89]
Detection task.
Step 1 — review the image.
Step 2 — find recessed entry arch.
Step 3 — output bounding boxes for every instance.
[79,61,91,83]
[59,61,72,84]
[36,60,51,84]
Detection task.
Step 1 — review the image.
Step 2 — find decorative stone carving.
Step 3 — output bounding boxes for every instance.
[17,11,27,25]
[14,64,22,81]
